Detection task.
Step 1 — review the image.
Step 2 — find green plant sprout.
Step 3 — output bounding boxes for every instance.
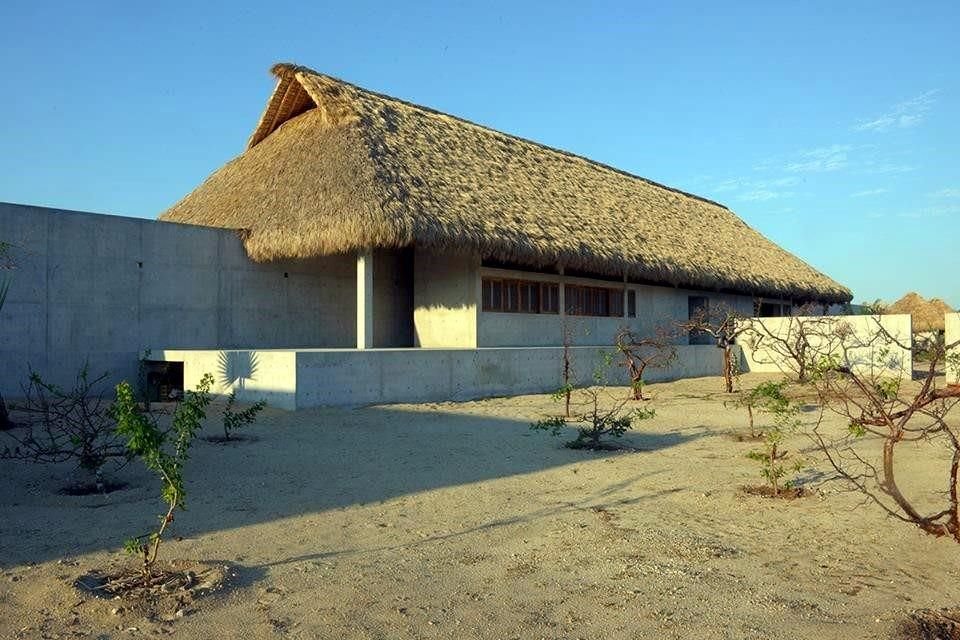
[221,390,266,440]
[113,373,213,578]
[742,380,804,496]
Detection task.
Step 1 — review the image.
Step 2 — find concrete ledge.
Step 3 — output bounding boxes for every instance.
[157,345,727,409]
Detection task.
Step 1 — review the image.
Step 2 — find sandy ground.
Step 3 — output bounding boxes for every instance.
[2,373,959,639]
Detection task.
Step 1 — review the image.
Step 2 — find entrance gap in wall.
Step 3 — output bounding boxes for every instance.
[142,360,184,402]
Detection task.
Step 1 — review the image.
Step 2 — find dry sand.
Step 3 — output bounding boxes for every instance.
[2,373,959,639]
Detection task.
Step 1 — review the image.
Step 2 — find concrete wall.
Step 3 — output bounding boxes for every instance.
[738,314,913,378]
[372,248,414,347]
[413,249,478,348]
[159,344,728,410]
[477,265,757,347]
[0,203,355,394]
[947,313,960,384]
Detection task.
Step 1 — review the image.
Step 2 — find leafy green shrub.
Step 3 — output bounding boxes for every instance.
[743,380,803,496]
[1,365,128,490]
[533,351,655,449]
[221,391,266,441]
[113,373,213,578]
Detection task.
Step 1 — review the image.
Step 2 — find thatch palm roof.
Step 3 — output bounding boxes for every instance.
[160,63,852,304]
[887,292,955,332]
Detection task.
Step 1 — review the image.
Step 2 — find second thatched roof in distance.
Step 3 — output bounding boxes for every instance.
[887,292,956,332]
[160,63,852,304]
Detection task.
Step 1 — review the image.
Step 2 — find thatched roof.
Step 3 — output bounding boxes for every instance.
[160,63,852,303]
[887,292,955,332]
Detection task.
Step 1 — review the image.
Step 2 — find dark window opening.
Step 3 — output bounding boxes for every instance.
[627,290,637,318]
[565,284,624,317]
[482,278,559,314]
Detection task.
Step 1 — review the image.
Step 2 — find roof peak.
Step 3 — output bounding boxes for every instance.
[256,62,732,212]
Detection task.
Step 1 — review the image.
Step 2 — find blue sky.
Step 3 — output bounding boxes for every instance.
[1,1,957,307]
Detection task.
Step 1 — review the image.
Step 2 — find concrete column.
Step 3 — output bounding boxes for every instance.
[356,249,374,349]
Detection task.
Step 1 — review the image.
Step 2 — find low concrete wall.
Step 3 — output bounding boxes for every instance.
[0,202,355,395]
[739,314,913,378]
[947,313,960,384]
[158,345,728,410]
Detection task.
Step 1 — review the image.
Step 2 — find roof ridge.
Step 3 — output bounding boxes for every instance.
[271,62,732,212]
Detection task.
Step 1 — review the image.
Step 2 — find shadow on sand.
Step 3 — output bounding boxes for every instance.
[0,404,708,567]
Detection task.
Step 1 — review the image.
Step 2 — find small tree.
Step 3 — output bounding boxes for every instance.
[804,319,960,541]
[1,365,129,490]
[742,380,804,496]
[558,317,576,417]
[113,373,213,578]
[613,327,677,400]
[533,351,655,449]
[221,391,266,441]
[676,303,750,393]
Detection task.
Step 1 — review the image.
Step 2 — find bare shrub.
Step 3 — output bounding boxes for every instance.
[613,327,677,400]
[805,319,960,541]
[740,304,830,383]
[1,365,129,491]
[676,303,749,393]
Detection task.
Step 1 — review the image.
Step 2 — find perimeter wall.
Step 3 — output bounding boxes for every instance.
[0,202,355,395]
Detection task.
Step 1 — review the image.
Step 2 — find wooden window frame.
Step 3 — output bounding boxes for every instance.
[481,277,560,314]
[565,284,625,318]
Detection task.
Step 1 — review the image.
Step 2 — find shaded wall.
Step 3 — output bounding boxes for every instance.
[0,203,355,394]
[372,248,414,347]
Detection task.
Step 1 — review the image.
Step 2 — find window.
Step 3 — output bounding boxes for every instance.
[565,284,625,317]
[482,278,559,314]
[627,290,637,317]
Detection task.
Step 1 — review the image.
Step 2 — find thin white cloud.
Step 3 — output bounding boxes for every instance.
[711,176,801,202]
[854,90,939,132]
[711,179,742,193]
[850,188,889,197]
[896,204,960,219]
[862,161,917,175]
[928,188,960,198]
[785,145,852,173]
[739,189,789,202]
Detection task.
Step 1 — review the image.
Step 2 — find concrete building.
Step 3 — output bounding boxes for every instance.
[1,64,852,407]
[160,64,850,347]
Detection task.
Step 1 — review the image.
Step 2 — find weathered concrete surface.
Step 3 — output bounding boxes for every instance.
[947,313,960,384]
[477,265,758,347]
[157,345,728,409]
[413,249,478,348]
[0,202,355,395]
[738,314,913,378]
